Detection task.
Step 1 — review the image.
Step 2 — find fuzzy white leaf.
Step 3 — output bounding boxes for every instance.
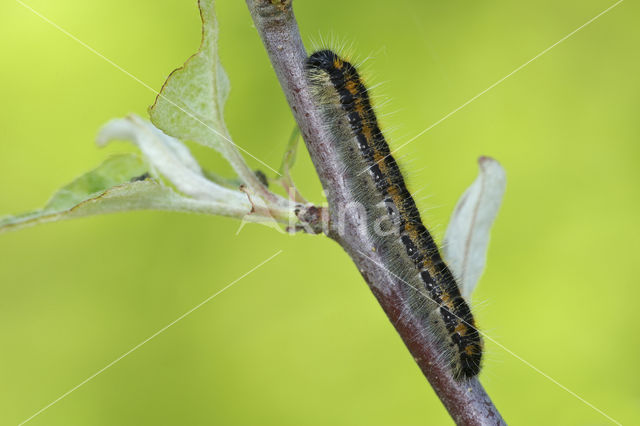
[97,115,247,205]
[443,157,506,299]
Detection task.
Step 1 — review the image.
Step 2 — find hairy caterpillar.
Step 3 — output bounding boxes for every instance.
[305,50,482,379]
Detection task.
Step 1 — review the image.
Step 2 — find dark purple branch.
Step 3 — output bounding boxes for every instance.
[244,1,504,424]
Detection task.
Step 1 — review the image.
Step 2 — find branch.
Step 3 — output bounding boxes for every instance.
[245,0,504,424]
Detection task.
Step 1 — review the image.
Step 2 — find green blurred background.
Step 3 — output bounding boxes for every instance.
[1,0,638,424]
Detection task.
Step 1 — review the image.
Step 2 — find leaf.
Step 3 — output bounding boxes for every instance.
[1,153,146,233]
[149,0,229,148]
[43,154,148,211]
[276,126,306,203]
[97,115,247,205]
[0,154,254,234]
[148,0,272,184]
[443,157,506,299]
[279,126,301,175]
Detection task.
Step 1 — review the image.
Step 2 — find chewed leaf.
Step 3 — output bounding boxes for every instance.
[0,154,255,234]
[149,0,229,147]
[44,154,148,211]
[148,0,269,187]
[443,157,506,299]
[1,154,146,232]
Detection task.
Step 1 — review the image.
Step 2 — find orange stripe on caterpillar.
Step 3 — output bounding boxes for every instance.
[306,50,482,380]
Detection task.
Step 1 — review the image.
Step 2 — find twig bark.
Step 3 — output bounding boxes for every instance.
[245,1,505,424]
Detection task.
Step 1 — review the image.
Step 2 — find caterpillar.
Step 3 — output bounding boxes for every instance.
[305,50,482,380]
